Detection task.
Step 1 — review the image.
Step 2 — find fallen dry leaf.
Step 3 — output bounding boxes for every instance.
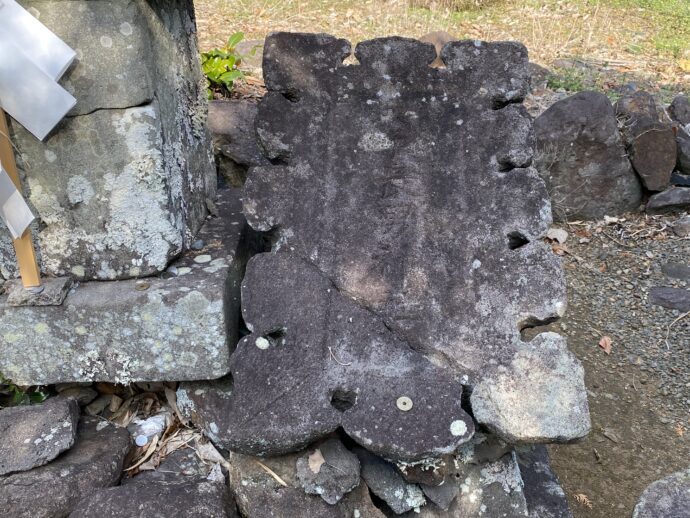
[574,493,593,509]
[599,336,613,355]
[308,449,326,474]
[675,424,685,438]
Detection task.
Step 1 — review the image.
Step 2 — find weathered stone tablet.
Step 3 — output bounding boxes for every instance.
[186,32,588,462]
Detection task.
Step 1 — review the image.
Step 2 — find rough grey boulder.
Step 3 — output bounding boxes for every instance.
[1,0,215,281]
[633,466,690,518]
[70,478,238,518]
[471,333,591,443]
[0,417,131,518]
[615,91,676,191]
[0,188,251,385]
[671,172,690,187]
[534,91,642,220]
[226,449,385,518]
[0,397,79,475]
[647,186,690,212]
[296,438,361,504]
[355,446,426,514]
[213,32,581,456]
[208,100,269,186]
[517,446,573,518]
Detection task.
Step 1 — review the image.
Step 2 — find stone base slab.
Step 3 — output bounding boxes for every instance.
[0,188,249,385]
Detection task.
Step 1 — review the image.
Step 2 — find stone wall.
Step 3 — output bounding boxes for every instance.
[0,0,215,281]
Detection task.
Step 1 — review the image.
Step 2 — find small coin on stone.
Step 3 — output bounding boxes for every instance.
[396,396,413,411]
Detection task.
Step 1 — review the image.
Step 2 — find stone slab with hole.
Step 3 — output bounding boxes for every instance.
[0,188,253,385]
[180,32,589,465]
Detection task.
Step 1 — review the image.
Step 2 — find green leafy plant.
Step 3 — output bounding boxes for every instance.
[0,372,49,407]
[201,32,247,99]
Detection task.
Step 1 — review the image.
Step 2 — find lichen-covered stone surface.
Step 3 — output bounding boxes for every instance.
[0,0,215,281]
[194,32,586,459]
[534,91,642,221]
[471,333,590,443]
[0,397,79,475]
[0,417,131,518]
[633,466,690,518]
[0,188,250,385]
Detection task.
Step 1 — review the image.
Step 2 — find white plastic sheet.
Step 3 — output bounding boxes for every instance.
[0,0,76,80]
[0,0,77,140]
[0,162,34,239]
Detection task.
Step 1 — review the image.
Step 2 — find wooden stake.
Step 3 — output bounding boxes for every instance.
[0,109,41,288]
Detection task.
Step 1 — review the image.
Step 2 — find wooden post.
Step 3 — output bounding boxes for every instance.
[0,109,41,288]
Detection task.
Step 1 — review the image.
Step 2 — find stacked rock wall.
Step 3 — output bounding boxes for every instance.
[0,0,216,281]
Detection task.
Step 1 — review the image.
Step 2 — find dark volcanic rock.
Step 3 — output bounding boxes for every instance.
[70,478,237,518]
[226,32,581,455]
[180,253,474,461]
[355,447,426,514]
[633,466,690,518]
[673,124,690,175]
[296,438,361,504]
[534,91,642,220]
[0,418,131,518]
[672,215,690,237]
[0,397,79,475]
[615,91,676,191]
[517,445,573,518]
[227,449,385,518]
[649,287,690,312]
[208,100,269,186]
[647,186,690,212]
[661,262,690,281]
[668,95,690,126]
[670,172,690,187]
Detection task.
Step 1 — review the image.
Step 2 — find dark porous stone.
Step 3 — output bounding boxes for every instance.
[534,91,642,220]
[669,95,690,126]
[181,252,473,462]
[397,456,450,486]
[615,91,676,191]
[0,397,79,475]
[0,418,131,518]
[673,125,690,175]
[57,386,99,407]
[70,478,237,517]
[214,32,581,457]
[671,172,690,187]
[408,452,529,517]
[296,438,361,504]
[647,186,690,212]
[517,445,573,518]
[355,447,426,514]
[208,100,270,186]
[633,466,690,518]
[227,450,385,518]
[661,262,690,281]
[672,215,690,237]
[649,287,690,312]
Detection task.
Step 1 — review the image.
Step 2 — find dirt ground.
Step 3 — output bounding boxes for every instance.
[524,214,690,517]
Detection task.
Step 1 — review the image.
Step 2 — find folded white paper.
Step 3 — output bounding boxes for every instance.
[0,0,76,81]
[0,37,77,141]
[0,162,35,239]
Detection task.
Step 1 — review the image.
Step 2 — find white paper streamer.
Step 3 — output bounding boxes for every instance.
[0,163,35,240]
[0,0,76,80]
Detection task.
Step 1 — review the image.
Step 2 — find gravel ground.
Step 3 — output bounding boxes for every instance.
[523,211,690,517]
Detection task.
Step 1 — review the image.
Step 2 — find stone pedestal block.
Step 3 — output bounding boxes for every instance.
[0,0,216,281]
